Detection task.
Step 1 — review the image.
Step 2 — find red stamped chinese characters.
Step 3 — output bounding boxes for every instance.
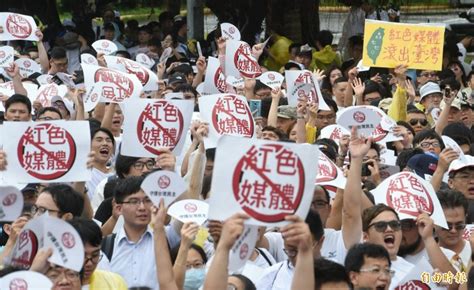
[17,123,76,180]
[118,58,150,86]
[386,172,434,216]
[185,203,197,213]
[232,144,305,222]
[316,154,337,183]
[94,68,134,102]
[214,66,227,93]
[137,101,184,154]
[212,95,254,138]
[233,43,261,78]
[6,14,32,39]
[36,84,58,107]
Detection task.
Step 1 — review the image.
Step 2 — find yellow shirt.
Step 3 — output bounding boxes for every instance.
[387,85,407,122]
[89,269,128,290]
[306,123,317,144]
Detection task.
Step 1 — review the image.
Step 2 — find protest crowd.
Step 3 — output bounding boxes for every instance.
[1,1,474,290]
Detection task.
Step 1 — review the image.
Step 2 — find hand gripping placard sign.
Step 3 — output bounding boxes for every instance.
[199,94,256,149]
[2,121,91,183]
[121,99,194,157]
[208,135,318,226]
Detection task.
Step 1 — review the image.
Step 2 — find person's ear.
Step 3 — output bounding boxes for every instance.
[362,231,369,242]
[3,223,12,236]
[349,271,359,286]
[61,212,73,221]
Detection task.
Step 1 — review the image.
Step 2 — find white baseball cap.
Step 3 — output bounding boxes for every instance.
[448,155,474,175]
[51,95,76,119]
[419,82,442,101]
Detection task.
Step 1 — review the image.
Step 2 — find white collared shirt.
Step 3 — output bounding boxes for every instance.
[256,260,294,290]
[390,256,414,290]
[109,225,180,289]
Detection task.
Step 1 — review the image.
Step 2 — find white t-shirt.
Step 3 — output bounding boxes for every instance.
[264,228,347,264]
[390,256,414,290]
[86,168,113,200]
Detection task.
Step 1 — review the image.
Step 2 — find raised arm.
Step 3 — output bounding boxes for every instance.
[388,65,408,122]
[152,199,179,290]
[172,222,200,290]
[435,89,455,135]
[203,213,248,290]
[284,215,315,290]
[417,212,460,289]
[192,56,206,88]
[431,148,458,191]
[342,127,372,249]
[35,29,50,74]
[6,63,27,96]
[295,97,307,143]
[267,88,281,127]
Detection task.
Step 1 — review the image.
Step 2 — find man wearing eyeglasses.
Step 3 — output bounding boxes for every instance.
[448,156,474,201]
[435,189,471,272]
[343,127,458,289]
[108,176,181,289]
[34,184,84,220]
[345,243,392,290]
[416,70,438,87]
[69,218,127,289]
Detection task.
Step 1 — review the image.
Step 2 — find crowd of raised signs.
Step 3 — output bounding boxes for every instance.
[0,3,474,290]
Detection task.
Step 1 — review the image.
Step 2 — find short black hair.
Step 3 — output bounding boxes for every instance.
[5,94,32,114]
[206,148,216,162]
[407,108,425,115]
[438,189,468,214]
[363,80,381,97]
[261,126,287,140]
[41,184,84,217]
[395,148,425,171]
[172,64,193,76]
[316,30,333,47]
[36,106,63,119]
[114,176,145,203]
[314,138,338,162]
[68,217,102,247]
[50,47,67,60]
[321,97,338,113]
[284,62,302,71]
[413,129,444,150]
[115,50,131,59]
[333,76,348,85]
[229,274,256,290]
[345,243,391,273]
[440,77,461,92]
[306,210,324,241]
[103,22,115,31]
[115,154,140,179]
[171,243,207,265]
[314,258,351,290]
[91,127,116,148]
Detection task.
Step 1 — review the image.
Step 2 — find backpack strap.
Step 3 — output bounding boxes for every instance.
[256,247,273,266]
[101,233,117,262]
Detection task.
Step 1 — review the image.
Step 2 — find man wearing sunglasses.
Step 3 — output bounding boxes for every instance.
[344,127,458,288]
[406,108,429,135]
[435,189,471,272]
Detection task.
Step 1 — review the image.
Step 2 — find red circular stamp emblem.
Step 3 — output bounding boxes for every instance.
[184,203,197,213]
[120,58,150,86]
[386,172,434,216]
[353,111,366,123]
[62,232,76,249]
[17,123,76,180]
[233,43,261,78]
[268,73,275,81]
[232,144,305,222]
[6,14,32,39]
[3,193,17,206]
[137,100,184,154]
[158,175,171,189]
[11,229,38,268]
[0,51,5,58]
[229,27,235,34]
[214,66,227,93]
[316,153,337,183]
[239,243,249,259]
[212,95,254,138]
[9,278,28,290]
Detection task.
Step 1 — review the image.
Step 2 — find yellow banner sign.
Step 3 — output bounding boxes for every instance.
[362,20,445,71]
